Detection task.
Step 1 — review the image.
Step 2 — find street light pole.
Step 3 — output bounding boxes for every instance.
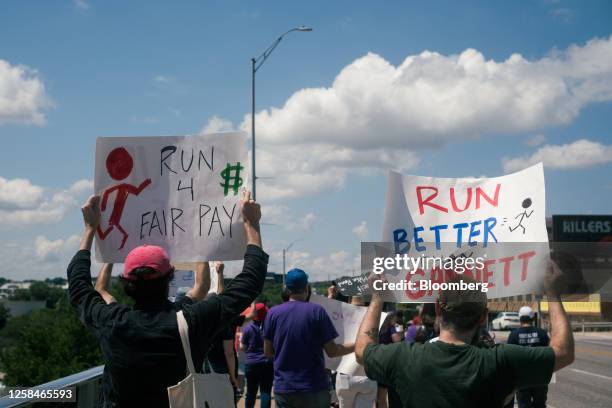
[251,26,312,201]
[251,57,256,200]
[282,238,303,285]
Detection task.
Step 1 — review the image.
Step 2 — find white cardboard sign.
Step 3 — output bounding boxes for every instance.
[94,132,248,263]
[310,294,387,376]
[381,163,549,302]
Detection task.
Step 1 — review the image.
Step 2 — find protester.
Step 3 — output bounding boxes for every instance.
[377,311,404,408]
[355,265,574,408]
[507,305,551,408]
[67,191,267,408]
[413,314,436,344]
[205,261,242,405]
[379,312,404,344]
[403,315,421,344]
[241,302,273,408]
[334,295,378,408]
[263,268,356,408]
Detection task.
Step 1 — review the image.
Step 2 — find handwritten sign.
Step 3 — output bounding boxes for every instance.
[310,294,387,376]
[94,132,248,263]
[381,163,549,302]
[335,275,370,297]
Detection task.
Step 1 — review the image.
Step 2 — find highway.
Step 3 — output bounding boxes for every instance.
[493,331,612,408]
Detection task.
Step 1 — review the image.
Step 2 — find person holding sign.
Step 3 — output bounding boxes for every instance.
[355,266,574,408]
[67,190,268,408]
[506,306,551,408]
[263,269,356,408]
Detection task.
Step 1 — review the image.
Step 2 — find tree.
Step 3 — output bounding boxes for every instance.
[45,277,67,286]
[0,294,103,387]
[9,288,30,301]
[0,303,10,330]
[29,282,51,301]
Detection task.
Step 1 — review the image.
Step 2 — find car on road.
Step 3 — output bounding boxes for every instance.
[491,312,520,330]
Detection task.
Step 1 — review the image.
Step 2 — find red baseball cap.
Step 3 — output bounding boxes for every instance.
[123,245,172,281]
[242,303,269,321]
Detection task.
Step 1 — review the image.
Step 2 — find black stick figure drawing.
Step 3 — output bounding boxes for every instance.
[509,198,534,234]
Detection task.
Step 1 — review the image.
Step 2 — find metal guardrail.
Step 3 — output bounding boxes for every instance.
[571,321,612,333]
[0,365,103,408]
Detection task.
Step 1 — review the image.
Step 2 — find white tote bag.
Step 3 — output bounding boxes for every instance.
[167,310,234,408]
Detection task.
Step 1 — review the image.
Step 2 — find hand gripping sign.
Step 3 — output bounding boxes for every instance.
[94,132,248,263]
[380,163,549,302]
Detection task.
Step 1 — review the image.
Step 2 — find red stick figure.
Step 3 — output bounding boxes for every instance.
[97,147,152,249]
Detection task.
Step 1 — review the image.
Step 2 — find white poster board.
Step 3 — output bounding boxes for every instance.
[310,294,387,376]
[381,163,549,302]
[94,132,248,263]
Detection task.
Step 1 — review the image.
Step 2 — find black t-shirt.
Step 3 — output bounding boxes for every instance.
[507,326,550,347]
[207,326,233,373]
[67,246,268,408]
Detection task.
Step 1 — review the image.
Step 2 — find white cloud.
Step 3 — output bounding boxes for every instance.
[35,235,80,261]
[261,204,316,231]
[153,75,172,84]
[300,212,316,230]
[0,178,92,228]
[352,221,368,240]
[0,234,102,280]
[503,139,612,172]
[0,177,44,210]
[200,115,236,134]
[278,249,358,281]
[208,36,612,200]
[0,59,51,125]
[68,179,93,195]
[526,134,546,147]
[74,0,89,11]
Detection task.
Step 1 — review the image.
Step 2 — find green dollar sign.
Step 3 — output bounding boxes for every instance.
[220,162,244,196]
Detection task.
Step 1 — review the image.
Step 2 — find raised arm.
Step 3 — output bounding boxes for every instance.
[355,295,383,364]
[214,191,266,320]
[355,274,385,364]
[188,191,268,328]
[545,259,575,371]
[95,263,116,304]
[215,261,225,294]
[186,262,211,302]
[69,196,119,330]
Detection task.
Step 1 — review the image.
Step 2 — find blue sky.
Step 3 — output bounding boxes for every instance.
[1,0,611,280]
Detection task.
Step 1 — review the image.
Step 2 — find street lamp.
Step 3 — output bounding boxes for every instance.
[251,26,313,200]
[282,238,304,285]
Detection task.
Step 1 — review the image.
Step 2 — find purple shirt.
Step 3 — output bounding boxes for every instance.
[263,301,338,393]
[241,321,269,365]
[404,324,418,344]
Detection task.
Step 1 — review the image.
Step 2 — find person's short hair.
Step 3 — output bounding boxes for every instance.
[438,274,487,332]
[520,315,534,324]
[121,267,174,304]
[286,284,309,295]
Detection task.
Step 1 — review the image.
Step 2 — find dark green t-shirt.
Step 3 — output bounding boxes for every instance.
[363,340,554,408]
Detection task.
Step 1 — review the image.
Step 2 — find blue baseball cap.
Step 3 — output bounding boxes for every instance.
[285,268,309,291]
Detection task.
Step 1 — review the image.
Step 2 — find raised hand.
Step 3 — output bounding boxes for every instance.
[82,195,101,231]
[241,190,261,226]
